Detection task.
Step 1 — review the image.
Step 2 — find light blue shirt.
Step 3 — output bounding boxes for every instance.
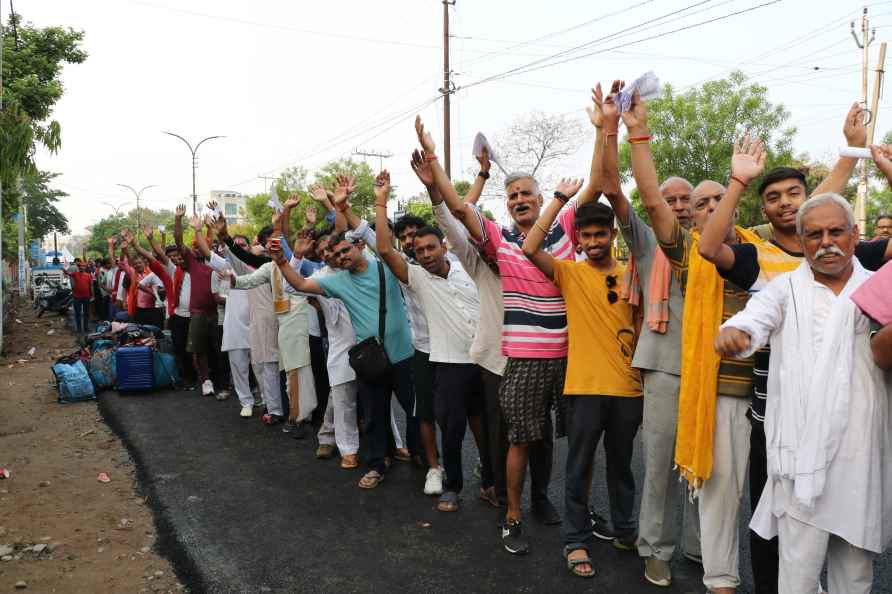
[316,259,413,364]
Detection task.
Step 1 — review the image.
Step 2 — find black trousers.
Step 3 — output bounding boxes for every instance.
[309,335,330,427]
[750,420,779,594]
[480,367,508,498]
[357,357,420,474]
[167,314,195,386]
[432,362,485,494]
[562,395,642,549]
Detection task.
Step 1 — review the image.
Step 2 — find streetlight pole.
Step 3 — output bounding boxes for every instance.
[161,131,225,214]
[101,201,132,217]
[116,184,157,230]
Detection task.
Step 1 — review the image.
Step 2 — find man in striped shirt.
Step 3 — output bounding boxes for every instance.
[413,114,603,555]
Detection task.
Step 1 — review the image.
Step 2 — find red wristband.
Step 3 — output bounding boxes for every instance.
[424,153,438,162]
[730,175,749,188]
[628,135,651,144]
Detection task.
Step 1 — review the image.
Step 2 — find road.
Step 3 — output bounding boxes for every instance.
[98,387,892,593]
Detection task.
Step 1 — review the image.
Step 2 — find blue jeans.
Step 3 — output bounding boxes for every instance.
[73,298,91,333]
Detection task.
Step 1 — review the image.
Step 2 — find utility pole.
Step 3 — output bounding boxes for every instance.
[441,0,456,177]
[352,148,394,171]
[258,175,277,193]
[852,7,876,231]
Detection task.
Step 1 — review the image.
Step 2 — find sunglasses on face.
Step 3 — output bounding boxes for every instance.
[606,274,618,304]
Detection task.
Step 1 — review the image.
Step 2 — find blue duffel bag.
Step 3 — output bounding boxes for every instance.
[52,356,97,403]
[88,339,117,390]
[153,351,180,388]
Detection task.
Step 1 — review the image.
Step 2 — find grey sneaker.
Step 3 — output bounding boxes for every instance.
[644,557,672,587]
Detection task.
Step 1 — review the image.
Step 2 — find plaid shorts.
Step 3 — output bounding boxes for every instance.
[499,357,567,444]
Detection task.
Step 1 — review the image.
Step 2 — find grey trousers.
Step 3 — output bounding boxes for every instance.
[636,370,702,562]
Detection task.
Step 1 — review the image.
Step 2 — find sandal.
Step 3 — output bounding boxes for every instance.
[564,547,595,578]
[437,491,459,512]
[358,470,384,489]
[479,486,501,508]
[393,447,411,461]
[340,454,359,469]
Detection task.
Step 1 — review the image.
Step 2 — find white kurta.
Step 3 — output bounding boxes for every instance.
[220,247,279,364]
[724,271,892,554]
[208,253,251,351]
[311,266,357,388]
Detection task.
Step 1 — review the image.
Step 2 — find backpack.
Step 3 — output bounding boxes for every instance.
[52,354,97,403]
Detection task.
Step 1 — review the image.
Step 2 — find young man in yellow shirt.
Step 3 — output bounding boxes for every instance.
[523,199,643,579]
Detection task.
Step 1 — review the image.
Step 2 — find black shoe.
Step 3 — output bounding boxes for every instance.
[289,422,309,440]
[589,510,618,541]
[500,519,530,555]
[531,499,561,525]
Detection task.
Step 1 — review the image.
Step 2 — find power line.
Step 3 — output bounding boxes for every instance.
[457,0,784,92]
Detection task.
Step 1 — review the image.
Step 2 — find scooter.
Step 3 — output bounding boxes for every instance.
[36,279,73,317]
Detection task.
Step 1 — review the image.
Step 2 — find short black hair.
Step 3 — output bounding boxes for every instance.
[394,215,426,238]
[413,225,444,242]
[369,218,394,232]
[328,231,350,247]
[257,225,274,245]
[574,202,615,230]
[757,167,808,197]
[164,244,179,254]
[875,213,892,224]
[232,234,250,244]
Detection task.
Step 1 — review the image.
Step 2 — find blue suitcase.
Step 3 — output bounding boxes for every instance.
[115,346,154,391]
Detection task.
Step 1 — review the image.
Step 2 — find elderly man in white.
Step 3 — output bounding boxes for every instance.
[715,193,891,594]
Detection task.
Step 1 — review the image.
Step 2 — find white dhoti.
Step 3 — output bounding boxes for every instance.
[317,381,360,455]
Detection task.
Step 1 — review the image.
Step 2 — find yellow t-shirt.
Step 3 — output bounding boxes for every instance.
[553,259,642,397]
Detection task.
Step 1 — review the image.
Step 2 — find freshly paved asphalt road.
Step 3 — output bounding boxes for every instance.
[99,387,892,594]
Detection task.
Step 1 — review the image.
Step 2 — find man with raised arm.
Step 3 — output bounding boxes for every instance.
[596,83,700,588]
[415,109,600,554]
[274,195,418,490]
[373,169,482,512]
[716,193,891,594]
[698,111,890,594]
[522,189,643,578]
[409,148,505,507]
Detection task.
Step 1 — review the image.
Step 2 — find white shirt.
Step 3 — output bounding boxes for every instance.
[208,252,251,352]
[432,202,507,375]
[210,269,227,326]
[311,265,357,386]
[406,260,479,364]
[165,261,191,318]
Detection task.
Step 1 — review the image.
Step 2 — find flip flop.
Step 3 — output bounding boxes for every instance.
[437,491,459,512]
[358,470,384,489]
[564,547,595,578]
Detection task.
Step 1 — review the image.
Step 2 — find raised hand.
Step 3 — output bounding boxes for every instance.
[141,224,154,239]
[175,204,187,219]
[284,194,301,210]
[586,82,607,130]
[305,205,318,226]
[309,185,328,203]
[415,115,436,154]
[207,200,219,213]
[477,146,491,174]
[731,134,767,185]
[715,327,752,357]
[844,102,867,148]
[121,228,135,243]
[107,236,117,246]
[211,211,228,237]
[870,144,892,182]
[332,174,354,208]
[189,214,203,231]
[410,149,434,187]
[554,177,584,199]
[600,83,622,132]
[269,244,286,266]
[294,235,314,259]
[621,90,648,135]
[374,170,391,205]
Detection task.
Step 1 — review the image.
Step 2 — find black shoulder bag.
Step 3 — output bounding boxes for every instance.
[347,262,392,383]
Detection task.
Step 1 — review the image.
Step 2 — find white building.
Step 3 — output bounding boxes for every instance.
[210,190,247,227]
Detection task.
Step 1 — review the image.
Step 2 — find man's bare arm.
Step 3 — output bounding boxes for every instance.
[464,148,491,206]
[598,82,631,226]
[373,170,410,284]
[174,203,188,258]
[521,178,583,281]
[812,102,866,196]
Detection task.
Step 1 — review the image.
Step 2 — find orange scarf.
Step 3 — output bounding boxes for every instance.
[621,247,672,333]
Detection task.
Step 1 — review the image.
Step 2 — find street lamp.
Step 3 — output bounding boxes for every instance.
[116,184,157,230]
[101,201,132,217]
[161,131,225,214]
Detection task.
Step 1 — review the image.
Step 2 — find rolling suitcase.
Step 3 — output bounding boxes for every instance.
[115,345,154,391]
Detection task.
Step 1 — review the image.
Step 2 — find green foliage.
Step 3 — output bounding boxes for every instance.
[85,208,177,255]
[313,159,377,219]
[619,71,796,228]
[1,13,86,227]
[453,180,471,198]
[403,201,437,227]
[0,170,70,259]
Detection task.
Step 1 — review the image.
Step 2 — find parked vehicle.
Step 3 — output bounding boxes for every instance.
[36,279,73,317]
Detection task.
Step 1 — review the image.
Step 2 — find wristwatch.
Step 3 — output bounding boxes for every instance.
[478,171,490,180]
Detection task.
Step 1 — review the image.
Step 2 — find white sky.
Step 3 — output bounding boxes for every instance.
[7,0,887,236]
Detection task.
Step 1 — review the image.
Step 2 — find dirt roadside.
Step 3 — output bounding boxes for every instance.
[0,298,182,593]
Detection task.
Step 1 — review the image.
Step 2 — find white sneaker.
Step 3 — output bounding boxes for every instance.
[423,467,444,496]
[201,379,215,397]
[239,405,253,418]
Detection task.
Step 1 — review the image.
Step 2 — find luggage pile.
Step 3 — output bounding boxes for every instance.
[51,322,181,403]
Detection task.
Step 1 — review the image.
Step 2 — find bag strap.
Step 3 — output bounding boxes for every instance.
[377,261,387,343]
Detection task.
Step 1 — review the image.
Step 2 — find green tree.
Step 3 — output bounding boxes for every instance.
[1,13,86,237]
[85,207,178,256]
[313,159,377,220]
[619,71,796,228]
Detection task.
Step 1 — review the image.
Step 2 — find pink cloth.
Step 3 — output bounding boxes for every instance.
[851,259,892,325]
[474,205,577,359]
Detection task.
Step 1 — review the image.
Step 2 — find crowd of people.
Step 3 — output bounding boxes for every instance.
[64,81,892,594]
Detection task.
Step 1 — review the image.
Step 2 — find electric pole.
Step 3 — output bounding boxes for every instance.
[258,175,277,193]
[352,148,393,171]
[852,7,876,232]
[441,0,455,177]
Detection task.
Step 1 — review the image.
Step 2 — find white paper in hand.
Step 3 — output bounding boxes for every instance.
[616,71,661,114]
[472,132,508,175]
[157,224,166,233]
[267,185,285,213]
